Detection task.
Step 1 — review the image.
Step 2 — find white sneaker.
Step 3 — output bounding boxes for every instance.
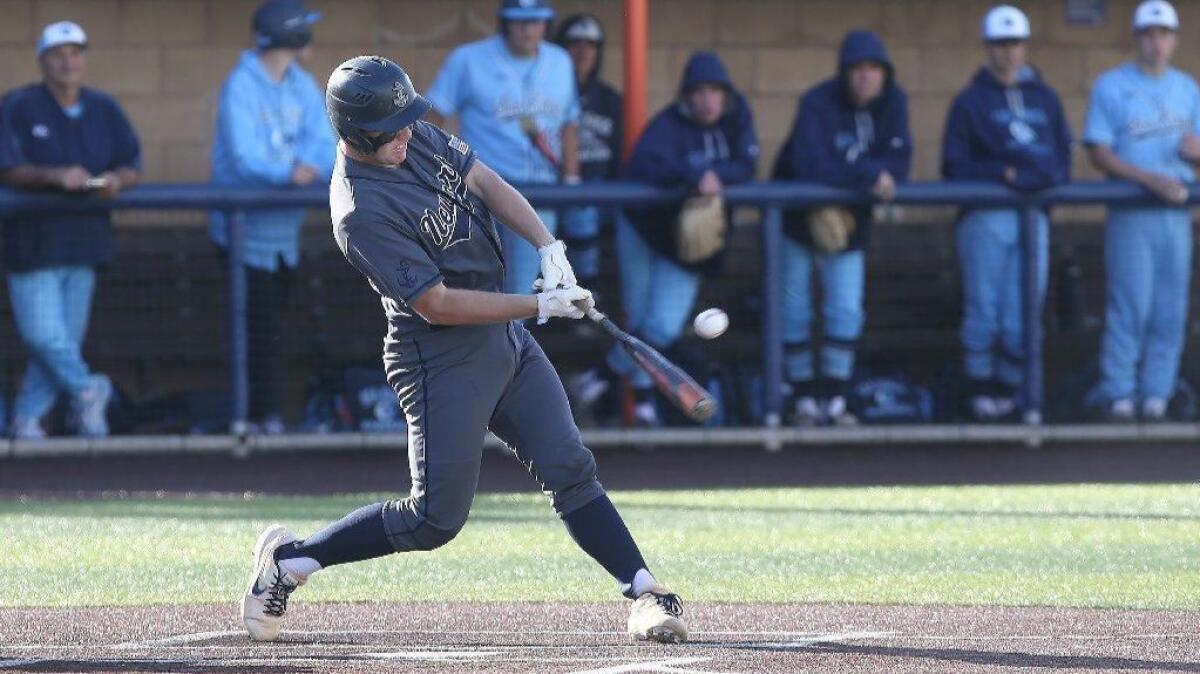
[241,524,305,641]
[569,368,610,407]
[627,587,687,644]
[792,396,821,427]
[1141,397,1168,422]
[1108,398,1136,422]
[12,417,45,440]
[633,401,659,427]
[970,395,998,421]
[824,395,858,426]
[74,374,112,437]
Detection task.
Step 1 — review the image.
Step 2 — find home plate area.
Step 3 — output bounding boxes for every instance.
[1,602,1196,673]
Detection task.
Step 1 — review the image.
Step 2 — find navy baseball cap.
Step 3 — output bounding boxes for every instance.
[498,0,555,21]
[253,0,322,50]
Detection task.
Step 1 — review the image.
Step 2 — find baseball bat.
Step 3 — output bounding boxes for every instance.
[584,307,717,423]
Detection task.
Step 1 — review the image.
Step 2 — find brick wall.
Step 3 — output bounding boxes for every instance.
[5,0,1200,182]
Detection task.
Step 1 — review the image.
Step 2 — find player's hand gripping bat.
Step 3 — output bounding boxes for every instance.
[583,307,717,423]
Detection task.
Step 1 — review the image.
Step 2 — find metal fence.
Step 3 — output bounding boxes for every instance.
[0,180,1195,453]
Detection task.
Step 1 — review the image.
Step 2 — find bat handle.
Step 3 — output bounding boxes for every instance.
[585,307,605,323]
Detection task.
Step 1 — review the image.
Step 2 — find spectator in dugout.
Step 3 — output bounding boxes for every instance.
[425,0,581,297]
[209,0,334,434]
[773,30,912,427]
[941,5,1072,422]
[617,51,759,426]
[1084,0,1199,422]
[554,13,623,412]
[0,20,141,439]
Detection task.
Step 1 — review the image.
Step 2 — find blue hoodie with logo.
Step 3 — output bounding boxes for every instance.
[774,30,912,251]
[941,65,1072,192]
[624,51,759,267]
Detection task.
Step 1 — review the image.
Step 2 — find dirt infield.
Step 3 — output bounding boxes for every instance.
[1,602,1196,673]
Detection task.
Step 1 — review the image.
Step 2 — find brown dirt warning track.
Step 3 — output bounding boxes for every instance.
[1,602,1198,673]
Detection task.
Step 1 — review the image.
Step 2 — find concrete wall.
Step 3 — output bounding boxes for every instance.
[5,0,1200,182]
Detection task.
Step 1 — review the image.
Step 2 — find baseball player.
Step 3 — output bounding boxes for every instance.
[425,0,580,296]
[1084,0,1198,422]
[942,5,1072,421]
[239,56,687,645]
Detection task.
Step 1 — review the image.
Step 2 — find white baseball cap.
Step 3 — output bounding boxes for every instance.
[36,21,87,57]
[983,5,1031,41]
[1133,0,1179,31]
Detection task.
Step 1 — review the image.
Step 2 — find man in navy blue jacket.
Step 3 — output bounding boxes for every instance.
[774,30,911,426]
[0,21,141,439]
[941,5,1072,422]
[617,51,758,426]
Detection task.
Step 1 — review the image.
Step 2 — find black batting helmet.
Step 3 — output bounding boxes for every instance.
[325,56,431,154]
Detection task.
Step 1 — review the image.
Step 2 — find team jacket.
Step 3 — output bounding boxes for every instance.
[774,30,912,251]
[942,66,1072,193]
[624,51,759,267]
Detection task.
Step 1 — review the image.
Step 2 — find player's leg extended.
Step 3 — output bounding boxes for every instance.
[819,248,865,424]
[503,208,559,294]
[1139,211,1192,406]
[781,236,817,423]
[1098,211,1154,408]
[490,324,687,643]
[242,325,515,641]
[957,210,1009,418]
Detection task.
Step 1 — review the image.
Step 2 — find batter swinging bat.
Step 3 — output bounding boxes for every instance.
[585,307,717,423]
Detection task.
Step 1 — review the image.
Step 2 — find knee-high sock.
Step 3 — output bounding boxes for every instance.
[562,494,649,598]
[276,502,394,569]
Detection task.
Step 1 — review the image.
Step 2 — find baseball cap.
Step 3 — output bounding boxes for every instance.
[37,21,87,58]
[1133,0,1179,31]
[253,0,322,50]
[982,5,1031,42]
[562,15,604,43]
[498,0,555,22]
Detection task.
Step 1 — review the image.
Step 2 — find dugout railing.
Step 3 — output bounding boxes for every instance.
[0,181,1196,455]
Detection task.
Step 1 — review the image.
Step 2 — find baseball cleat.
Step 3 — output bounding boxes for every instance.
[627,589,687,644]
[241,524,305,641]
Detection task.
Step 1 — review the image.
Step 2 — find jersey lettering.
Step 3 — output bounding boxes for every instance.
[419,154,473,251]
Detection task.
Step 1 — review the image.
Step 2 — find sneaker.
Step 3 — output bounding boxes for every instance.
[969,395,998,422]
[12,417,45,440]
[824,395,858,426]
[1141,397,1169,422]
[991,396,1017,419]
[792,396,821,427]
[259,416,286,435]
[1107,398,1136,423]
[627,588,687,644]
[241,524,306,642]
[633,401,659,428]
[74,374,112,437]
[568,368,611,407]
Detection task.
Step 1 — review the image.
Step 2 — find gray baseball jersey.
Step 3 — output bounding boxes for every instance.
[329,122,604,552]
[331,121,506,347]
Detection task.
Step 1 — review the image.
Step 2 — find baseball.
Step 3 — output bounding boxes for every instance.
[693,308,729,340]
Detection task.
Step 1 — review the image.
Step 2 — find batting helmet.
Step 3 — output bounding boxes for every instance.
[498,0,555,21]
[325,56,431,155]
[253,0,321,50]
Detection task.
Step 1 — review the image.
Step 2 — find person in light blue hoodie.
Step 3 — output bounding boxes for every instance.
[941,5,1072,422]
[209,0,334,432]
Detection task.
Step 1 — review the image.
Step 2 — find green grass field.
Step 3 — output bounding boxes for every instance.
[2,484,1197,610]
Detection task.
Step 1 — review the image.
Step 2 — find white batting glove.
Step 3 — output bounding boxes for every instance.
[536,285,594,325]
[533,240,577,292]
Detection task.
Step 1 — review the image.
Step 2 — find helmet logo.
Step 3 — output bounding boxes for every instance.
[393,81,409,109]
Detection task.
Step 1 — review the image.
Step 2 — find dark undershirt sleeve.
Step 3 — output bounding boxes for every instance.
[342,220,443,305]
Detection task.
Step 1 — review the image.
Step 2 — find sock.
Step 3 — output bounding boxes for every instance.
[276,502,395,569]
[630,568,660,597]
[562,494,648,598]
[275,548,321,580]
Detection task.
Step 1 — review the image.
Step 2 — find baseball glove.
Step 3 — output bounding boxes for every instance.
[807,206,856,253]
[676,194,727,264]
